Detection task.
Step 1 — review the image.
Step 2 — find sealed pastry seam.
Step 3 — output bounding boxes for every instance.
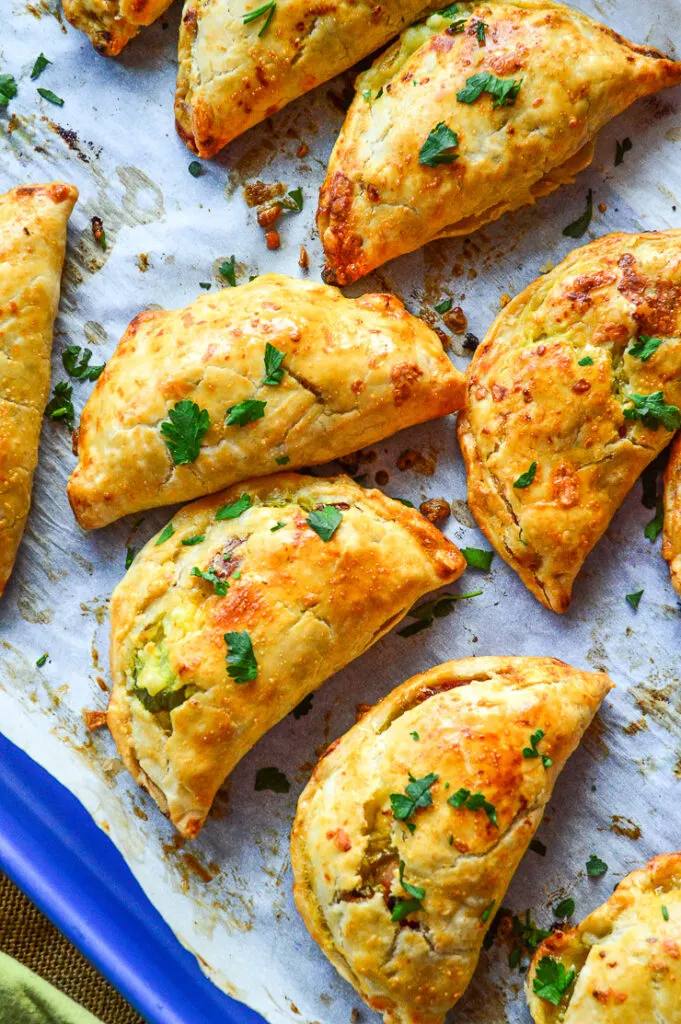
[63,0,174,55]
[663,434,681,597]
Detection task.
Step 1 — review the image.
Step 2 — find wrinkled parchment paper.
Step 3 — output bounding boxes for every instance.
[1,1,680,1021]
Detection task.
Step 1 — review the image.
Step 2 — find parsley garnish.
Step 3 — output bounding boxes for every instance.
[624,392,681,432]
[133,683,188,713]
[615,137,632,167]
[533,956,575,1006]
[275,455,289,465]
[225,631,258,683]
[155,524,175,545]
[410,731,419,741]
[306,505,342,542]
[192,566,228,596]
[199,282,211,290]
[218,256,237,286]
[481,900,495,923]
[457,72,522,108]
[391,860,426,921]
[160,400,210,465]
[188,160,203,177]
[390,772,438,832]
[554,897,575,919]
[45,381,75,429]
[262,343,286,385]
[243,0,276,35]
[476,20,487,44]
[37,87,63,106]
[462,547,493,571]
[513,462,537,488]
[292,693,313,718]
[522,728,552,769]
[182,534,205,545]
[645,501,664,542]
[215,493,251,520]
[626,589,644,610]
[278,187,304,212]
[226,399,266,426]
[0,75,18,107]
[434,298,453,314]
[271,521,285,532]
[255,765,290,792]
[62,345,105,381]
[586,853,608,877]
[125,546,136,569]
[398,590,481,637]
[562,189,593,239]
[628,335,662,361]
[448,788,498,827]
[578,356,594,366]
[36,653,48,667]
[508,910,551,969]
[31,54,51,80]
[663,905,670,921]
[419,122,459,166]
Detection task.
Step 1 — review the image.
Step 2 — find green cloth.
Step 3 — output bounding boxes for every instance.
[0,952,101,1024]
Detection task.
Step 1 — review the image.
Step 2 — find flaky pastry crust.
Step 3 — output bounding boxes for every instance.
[63,0,174,55]
[663,435,681,598]
[291,656,613,1024]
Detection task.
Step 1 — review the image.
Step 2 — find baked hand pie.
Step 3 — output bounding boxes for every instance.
[318,1,681,285]
[63,0,174,55]
[291,656,613,1024]
[175,0,441,157]
[663,436,681,598]
[526,853,681,1023]
[68,273,463,530]
[107,473,465,837]
[458,229,681,614]
[0,182,78,599]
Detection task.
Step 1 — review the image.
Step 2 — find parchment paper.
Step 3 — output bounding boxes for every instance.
[1,1,680,1021]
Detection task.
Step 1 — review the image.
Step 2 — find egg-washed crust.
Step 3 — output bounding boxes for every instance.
[291,656,613,1024]
[107,472,465,838]
[457,229,681,614]
[175,0,443,158]
[62,0,173,55]
[526,853,681,1024]
[68,273,464,530]
[663,435,681,598]
[0,182,78,599]
[318,0,681,285]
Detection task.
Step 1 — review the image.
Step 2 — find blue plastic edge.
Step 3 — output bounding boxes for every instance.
[0,731,266,1024]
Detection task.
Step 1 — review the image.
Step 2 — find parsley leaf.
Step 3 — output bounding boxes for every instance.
[188,160,203,177]
[133,683,188,713]
[578,356,594,366]
[507,909,551,969]
[628,335,663,361]
[626,589,644,610]
[125,546,136,569]
[45,381,75,429]
[398,590,481,637]
[434,298,453,314]
[663,905,670,921]
[218,256,237,286]
[410,731,419,741]
[448,788,498,827]
[160,400,210,464]
[391,898,422,922]
[522,728,552,769]
[397,859,425,900]
[262,343,286,385]
[215,493,251,520]
[513,462,537,488]
[182,534,205,546]
[645,499,664,542]
[243,0,276,35]
[615,137,632,167]
[586,853,608,877]
[191,566,228,596]
[462,547,493,571]
[255,765,290,792]
[36,653,48,667]
[481,900,495,923]
[155,524,175,545]
[306,505,342,542]
[226,399,267,426]
[225,630,258,683]
[419,122,459,166]
[624,392,681,432]
[553,897,575,919]
[31,54,51,80]
[476,20,487,44]
[457,71,522,108]
[533,956,575,1006]
[37,87,63,106]
[390,772,438,829]
[562,189,593,239]
[278,187,304,212]
[62,345,105,381]
[0,74,18,107]
[275,455,289,465]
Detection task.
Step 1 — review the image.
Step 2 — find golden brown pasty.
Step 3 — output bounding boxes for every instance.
[68,273,464,530]
[663,436,681,598]
[107,472,465,837]
[63,0,174,55]
[318,1,681,285]
[0,182,78,599]
[457,229,681,614]
[291,656,613,1024]
[527,853,681,1024]
[175,0,442,157]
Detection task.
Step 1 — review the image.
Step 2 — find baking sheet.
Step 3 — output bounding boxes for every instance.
[0,1,680,1021]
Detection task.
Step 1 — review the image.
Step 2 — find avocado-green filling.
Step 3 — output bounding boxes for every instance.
[130,633,190,714]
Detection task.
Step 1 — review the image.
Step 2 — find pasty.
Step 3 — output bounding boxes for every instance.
[318,1,681,285]
[457,229,681,613]
[107,472,465,837]
[291,656,613,1024]
[0,182,78,598]
[68,273,464,530]
[527,853,681,1024]
[63,0,174,56]
[663,436,681,598]
[175,0,442,157]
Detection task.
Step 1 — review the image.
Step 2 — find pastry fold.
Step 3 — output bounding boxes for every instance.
[0,182,78,598]
[457,230,681,613]
[68,273,464,529]
[318,1,681,284]
[663,436,681,598]
[291,656,613,1024]
[527,853,681,1024]
[107,473,465,837]
[175,0,441,157]
[63,0,173,55]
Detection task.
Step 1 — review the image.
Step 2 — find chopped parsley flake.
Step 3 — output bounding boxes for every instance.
[218,255,237,286]
[398,590,481,637]
[155,524,175,546]
[628,335,663,361]
[626,589,644,610]
[578,356,594,366]
[533,956,575,1006]
[125,546,136,569]
[45,381,75,429]
[36,653,48,667]
[0,75,18,107]
[663,905,670,922]
[62,345,105,381]
[278,187,304,213]
[419,122,459,166]
[262,343,286,385]
[226,399,267,426]
[410,731,419,741]
[562,189,593,239]
[37,87,63,106]
[188,160,203,177]
[182,534,205,546]
[553,897,575,919]
[522,728,552,769]
[31,54,51,80]
[434,298,453,314]
[448,788,498,827]
[513,462,537,488]
[461,547,493,571]
[390,772,438,832]
[624,392,681,432]
[645,500,664,542]
[225,630,258,683]
[191,566,228,596]
[481,901,495,923]
[306,505,342,542]
[215,493,251,520]
[476,20,487,44]
[271,521,286,532]
[160,400,210,465]
[275,455,289,465]
[457,71,522,108]
[586,853,608,877]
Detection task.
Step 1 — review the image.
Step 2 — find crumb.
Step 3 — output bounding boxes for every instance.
[297,142,309,158]
[266,230,280,250]
[84,709,107,730]
[443,306,468,334]
[499,293,511,307]
[419,498,451,525]
[298,245,310,270]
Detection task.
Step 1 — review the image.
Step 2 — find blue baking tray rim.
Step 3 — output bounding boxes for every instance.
[0,731,266,1024]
